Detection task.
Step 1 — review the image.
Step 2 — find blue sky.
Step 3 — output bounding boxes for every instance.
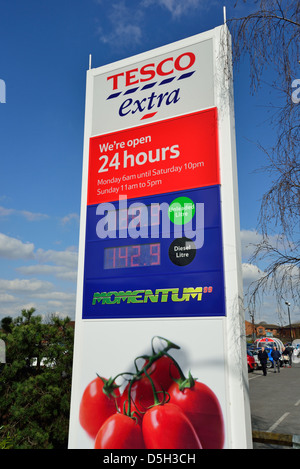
[0,0,297,326]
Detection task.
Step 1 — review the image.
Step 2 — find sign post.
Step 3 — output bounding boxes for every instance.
[68,25,252,450]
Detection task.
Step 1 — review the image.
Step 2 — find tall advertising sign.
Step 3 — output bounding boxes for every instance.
[68,26,253,451]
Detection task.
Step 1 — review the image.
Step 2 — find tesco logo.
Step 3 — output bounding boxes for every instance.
[106,51,196,121]
[107,52,196,91]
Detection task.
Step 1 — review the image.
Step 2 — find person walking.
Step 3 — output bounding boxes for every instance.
[282,346,289,367]
[271,346,281,373]
[258,347,269,376]
[285,345,293,367]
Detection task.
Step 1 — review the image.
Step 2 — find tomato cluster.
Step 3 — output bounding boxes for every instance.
[79,337,225,449]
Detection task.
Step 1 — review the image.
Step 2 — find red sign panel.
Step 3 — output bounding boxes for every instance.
[87,108,220,205]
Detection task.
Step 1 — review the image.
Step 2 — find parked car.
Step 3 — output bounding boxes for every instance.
[247,350,257,372]
[249,349,261,369]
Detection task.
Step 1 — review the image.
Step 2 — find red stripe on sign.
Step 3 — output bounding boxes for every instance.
[141,112,157,120]
[87,108,220,205]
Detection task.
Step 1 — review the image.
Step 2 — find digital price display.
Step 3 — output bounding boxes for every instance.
[104,243,160,269]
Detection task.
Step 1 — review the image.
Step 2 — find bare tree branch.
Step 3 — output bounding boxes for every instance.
[227,0,300,317]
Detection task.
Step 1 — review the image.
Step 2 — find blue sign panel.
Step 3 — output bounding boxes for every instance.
[82,185,225,319]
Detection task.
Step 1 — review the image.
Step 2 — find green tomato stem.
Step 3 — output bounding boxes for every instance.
[109,336,193,416]
[162,353,197,391]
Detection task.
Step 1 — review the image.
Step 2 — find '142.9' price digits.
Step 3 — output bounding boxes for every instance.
[104,243,160,269]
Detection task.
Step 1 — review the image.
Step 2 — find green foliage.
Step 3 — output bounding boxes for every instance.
[0,426,14,449]
[0,308,74,449]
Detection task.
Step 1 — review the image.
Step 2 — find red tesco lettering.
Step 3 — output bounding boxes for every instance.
[107,52,195,91]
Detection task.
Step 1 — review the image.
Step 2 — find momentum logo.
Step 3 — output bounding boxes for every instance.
[92,286,213,305]
[106,52,196,120]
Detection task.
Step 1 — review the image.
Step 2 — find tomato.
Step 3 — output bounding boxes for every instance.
[120,375,163,421]
[79,376,120,439]
[142,403,202,449]
[143,355,181,392]
[168,381,225,449]
[94,413,145,449]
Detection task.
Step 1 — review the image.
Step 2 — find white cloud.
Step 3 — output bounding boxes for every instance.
[36,247,78,270]
[19,210,49,221]
[34,291,76,302]
[0,206,14,217]
[240,229,262,260]
[17,265,64,275]
[98,23,142,46]
[0,205,48,221]
[0,278,53,293]
[240,229,290,264]
[242,262,263,287]
[0,234,78,319]
[0,233,35,260]
[16,264,77,282]
[56,270,77,282]
[142,0,204,18]
[14,247,79,284]
[0,301,37,320]
[97,1,142,46]
[95,0,211,48]
[0,276,76,320]
[0,293,15,303]
[61,212,80,226]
